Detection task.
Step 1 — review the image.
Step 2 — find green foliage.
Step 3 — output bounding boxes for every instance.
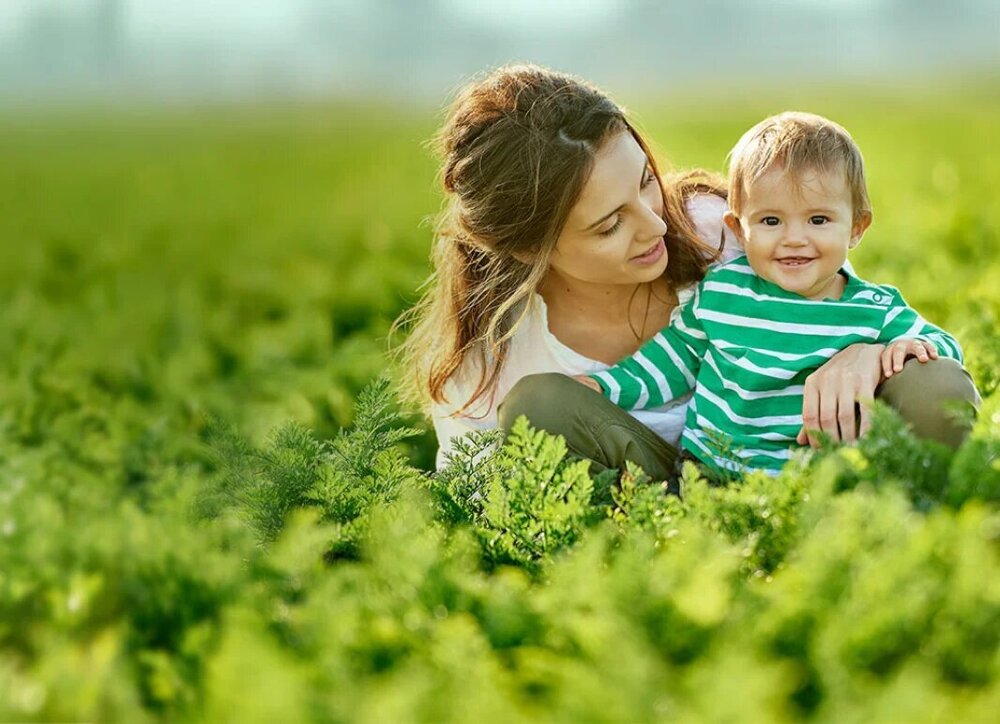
[206,376,425,556]
[683,461,810,577]
[423,428,505,525]
[205,419,326,543]
[476,417,597,571]
[607,460,684,541]
[947,395,1000,507]
[1,98,999,721]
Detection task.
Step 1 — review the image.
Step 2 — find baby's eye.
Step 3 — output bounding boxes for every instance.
[761,216,780,226]
[810,215,830,225]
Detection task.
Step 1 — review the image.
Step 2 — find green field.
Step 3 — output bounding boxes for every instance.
[1,93,999,721]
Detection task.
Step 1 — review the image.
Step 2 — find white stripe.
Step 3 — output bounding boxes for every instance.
[719,263,756,277]
[883,305,906,327]
[684,433,789,478]
[601,365,652,409]
[593,370,621,405]
[939,334,961,359]
[714,346,800,381]
[699,309,880,339]
[902,314,929,338]
[713,338,840,363]
[673,312,707,340]
[699,385,802,427]
[634,350,673,404]
[684,431,746,473]
[704,351,805,401]
[921,333,961,360]
[632,369,651,409]
[736,447,792,461]
[690,418,795,459]
[652,335,697,390]
[691,424,793,462]
[694,413,795,442]
[704,280,888,311]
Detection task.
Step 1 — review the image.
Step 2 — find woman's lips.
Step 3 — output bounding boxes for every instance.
[632,237,665,265]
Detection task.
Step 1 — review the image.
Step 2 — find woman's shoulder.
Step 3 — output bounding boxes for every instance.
[432,296,599,422]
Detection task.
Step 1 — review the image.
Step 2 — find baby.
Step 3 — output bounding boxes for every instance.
[576,111,963,475]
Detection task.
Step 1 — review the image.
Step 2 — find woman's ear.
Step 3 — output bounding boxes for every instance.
[849,211,873,249]
[723,211,747,248]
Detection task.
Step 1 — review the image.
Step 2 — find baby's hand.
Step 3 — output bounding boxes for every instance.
[572,374,602,393]
[881,338,938,379]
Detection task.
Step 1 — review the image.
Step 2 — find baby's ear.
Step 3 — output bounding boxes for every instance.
[849,211,873,249]
[723,211,746,248]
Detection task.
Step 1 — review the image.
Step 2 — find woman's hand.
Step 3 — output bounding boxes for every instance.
[796,342,885,448]
[572,374,602,393]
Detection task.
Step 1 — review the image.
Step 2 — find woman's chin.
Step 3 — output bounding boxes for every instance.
[636,252,669,281]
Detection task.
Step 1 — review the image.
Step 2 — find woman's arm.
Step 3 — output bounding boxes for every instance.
[796,342,885,448]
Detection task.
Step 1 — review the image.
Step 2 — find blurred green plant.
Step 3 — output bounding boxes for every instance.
[0,99,998,721]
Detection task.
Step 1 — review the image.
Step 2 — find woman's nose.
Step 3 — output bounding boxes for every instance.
[638,203,668,240]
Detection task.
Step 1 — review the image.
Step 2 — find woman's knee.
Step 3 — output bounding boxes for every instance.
[497,373,585,432]
[876,357,981,448]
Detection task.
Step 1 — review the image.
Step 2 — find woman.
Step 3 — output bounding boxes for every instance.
[398,64,979,480]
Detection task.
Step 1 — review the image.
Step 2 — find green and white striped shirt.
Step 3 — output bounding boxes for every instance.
[590,256,963,475]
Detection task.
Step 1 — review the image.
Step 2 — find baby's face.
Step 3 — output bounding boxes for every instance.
[728,165,870,300]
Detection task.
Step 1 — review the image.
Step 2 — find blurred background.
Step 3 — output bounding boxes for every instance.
[1,1,999,467]
[3,6,1000,720]
[2,0,1000,104]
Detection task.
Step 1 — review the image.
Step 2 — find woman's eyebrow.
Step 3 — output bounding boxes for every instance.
[583,162,650,231]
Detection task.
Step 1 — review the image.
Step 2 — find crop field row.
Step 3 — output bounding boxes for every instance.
[0,91,998,721]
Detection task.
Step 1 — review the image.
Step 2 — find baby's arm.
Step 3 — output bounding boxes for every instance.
[878,288,963,373]
[584,286,710,411]
[879,338,938,378]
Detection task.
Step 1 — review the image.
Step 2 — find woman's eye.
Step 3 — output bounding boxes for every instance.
[762,216,780,226]
[810,215,829,225]
[640,167,656,188]
[598,217,623,237]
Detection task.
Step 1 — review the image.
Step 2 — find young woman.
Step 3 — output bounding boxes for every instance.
[398,64,979,480]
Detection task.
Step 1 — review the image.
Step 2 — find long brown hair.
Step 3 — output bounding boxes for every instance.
[396,64,724,415]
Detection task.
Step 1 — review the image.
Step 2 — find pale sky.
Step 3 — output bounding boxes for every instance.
[0,0,888,40]
[2,0,996,101]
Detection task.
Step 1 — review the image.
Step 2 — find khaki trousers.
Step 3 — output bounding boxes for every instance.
[497,358,980,483]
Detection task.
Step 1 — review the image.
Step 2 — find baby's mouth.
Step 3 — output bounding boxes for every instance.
[777,257,815,266]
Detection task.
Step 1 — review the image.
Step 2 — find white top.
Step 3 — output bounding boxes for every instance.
[431,194,742,469]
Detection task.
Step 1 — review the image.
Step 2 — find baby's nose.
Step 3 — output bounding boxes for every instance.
[783,223,808,244]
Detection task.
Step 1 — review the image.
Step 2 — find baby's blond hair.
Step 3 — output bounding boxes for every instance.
[727,111,871,221]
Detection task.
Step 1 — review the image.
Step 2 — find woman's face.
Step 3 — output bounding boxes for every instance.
[547,130,668,289]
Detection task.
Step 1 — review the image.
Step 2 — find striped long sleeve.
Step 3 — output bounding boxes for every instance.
[590,285,709,411]
[877,287,963,362]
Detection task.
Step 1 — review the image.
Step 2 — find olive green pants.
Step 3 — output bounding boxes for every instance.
[496,358,981,483]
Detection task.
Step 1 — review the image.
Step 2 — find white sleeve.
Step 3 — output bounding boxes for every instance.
[430,364,499,469]
[685,193,743,265]
[431,404,495,469]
